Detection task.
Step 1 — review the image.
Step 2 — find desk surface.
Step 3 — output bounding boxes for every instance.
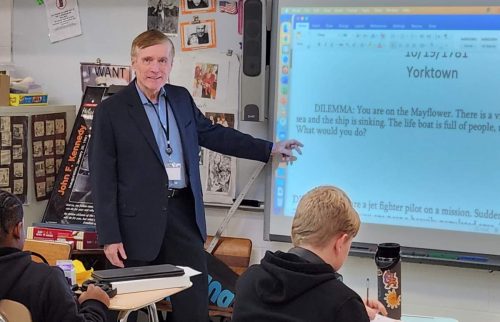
[109,283,192,311]
[403,315,458,322]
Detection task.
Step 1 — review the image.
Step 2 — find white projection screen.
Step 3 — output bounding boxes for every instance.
[264,0,500,267]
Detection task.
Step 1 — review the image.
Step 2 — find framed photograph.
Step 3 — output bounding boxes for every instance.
[12,124,24,140]
[192,63,219,99]
[34,121,45,137]
[55,139,66,155]
[13,179,23,195]
[1,131,11,147]
[0,150,11,166]
[180,19,216,51]
[45,120,55,136]
[44,140,54,156]
[147,0,180,35]
[35,161,45,178]
[0,168,9,187]
[46,158,55,175]
[13,162,23,178]
[55,119,65,134]
[36,181,46,198]
[180,0,215,14]
[12,145,22,160]
[33,141,43,158]
[0,117,10,132]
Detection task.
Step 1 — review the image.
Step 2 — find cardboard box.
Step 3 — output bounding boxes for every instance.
[0,74,9,106]
[9,93,48,106]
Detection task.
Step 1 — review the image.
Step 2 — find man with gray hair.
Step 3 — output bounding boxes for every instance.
[89,29,302,321]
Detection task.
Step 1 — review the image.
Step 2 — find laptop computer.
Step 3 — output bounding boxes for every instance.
[91,264,185,282]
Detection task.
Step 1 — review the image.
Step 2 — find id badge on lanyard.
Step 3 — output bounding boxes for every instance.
[166,162,182,181]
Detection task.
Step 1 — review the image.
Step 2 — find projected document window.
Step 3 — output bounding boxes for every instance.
[271,6,500,237]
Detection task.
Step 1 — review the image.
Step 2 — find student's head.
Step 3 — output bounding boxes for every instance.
[291,186,360,270]
[0,190,25,249]
[131,30,175,99]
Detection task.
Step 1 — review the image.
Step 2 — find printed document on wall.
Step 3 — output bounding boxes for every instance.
[44,0,82,43]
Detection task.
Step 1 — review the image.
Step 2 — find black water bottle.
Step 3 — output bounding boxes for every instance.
[375,243,402,320]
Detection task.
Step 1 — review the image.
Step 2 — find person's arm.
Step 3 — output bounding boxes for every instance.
[45,268,109,322]
[190,94,272,162]
[89,101,124,266]
[270,140,303,162]
[180,88,303,162]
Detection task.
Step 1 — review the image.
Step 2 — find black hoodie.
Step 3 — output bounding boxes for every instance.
[0,247,107,322]
[232,250,370,322]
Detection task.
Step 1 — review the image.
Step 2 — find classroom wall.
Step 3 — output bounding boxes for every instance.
[206,207,500,322]
[12,0,269,203]
[11,2,500,322]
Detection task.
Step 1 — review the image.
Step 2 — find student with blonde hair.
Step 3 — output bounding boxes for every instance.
[232,185,387,322]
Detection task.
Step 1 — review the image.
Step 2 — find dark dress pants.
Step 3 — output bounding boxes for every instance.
[107,189,209,322]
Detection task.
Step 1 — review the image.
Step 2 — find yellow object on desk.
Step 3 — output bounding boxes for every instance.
[9,93,48,106]
[73,259,93,285]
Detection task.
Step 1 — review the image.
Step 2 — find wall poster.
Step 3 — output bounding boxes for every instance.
[42,86,106,225]
[80,62,131,92]
[0,116,28,203]
[31,113,67,201]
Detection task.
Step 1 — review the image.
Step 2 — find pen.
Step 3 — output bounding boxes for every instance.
[366,277,370,303]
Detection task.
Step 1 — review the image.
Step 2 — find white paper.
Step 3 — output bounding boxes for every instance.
[0,0,12,63]
[44,0,82,43]
[373,314,401,322]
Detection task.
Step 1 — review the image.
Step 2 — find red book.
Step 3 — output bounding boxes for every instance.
[27,226,100,250]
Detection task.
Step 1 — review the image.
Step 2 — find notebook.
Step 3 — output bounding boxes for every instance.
[91,264,184,282]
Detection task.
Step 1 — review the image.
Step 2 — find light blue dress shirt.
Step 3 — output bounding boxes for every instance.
[135,83,187,188]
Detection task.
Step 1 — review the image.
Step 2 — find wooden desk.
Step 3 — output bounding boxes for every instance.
[109,283,192,322]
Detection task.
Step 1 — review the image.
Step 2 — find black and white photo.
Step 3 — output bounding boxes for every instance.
[148,0,179,35]
[0,150,10,165]
[35,161,45,178]
[180,19,216,51]
[34,121,45,137]
[45,120,55,136]
[12,124,23,140]
[13,162,23,178]
[33,141,43,157]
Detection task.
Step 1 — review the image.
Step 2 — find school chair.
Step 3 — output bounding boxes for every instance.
[0,299,32,322]
[156,236,253,321]
[22,239,72,266]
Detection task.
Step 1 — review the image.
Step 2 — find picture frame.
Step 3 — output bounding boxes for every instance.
[180,19,216,51]
[180,0,215,14]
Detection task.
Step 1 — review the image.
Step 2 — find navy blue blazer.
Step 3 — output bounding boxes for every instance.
[89,82,272,261]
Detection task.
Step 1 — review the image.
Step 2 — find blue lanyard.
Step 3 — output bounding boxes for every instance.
[146,95,173,156]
